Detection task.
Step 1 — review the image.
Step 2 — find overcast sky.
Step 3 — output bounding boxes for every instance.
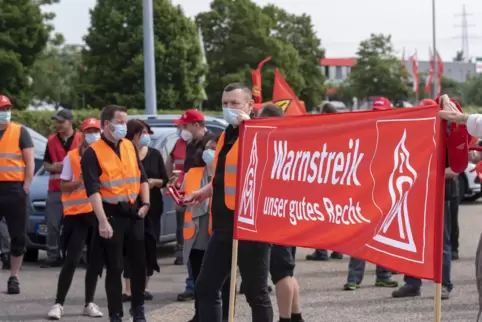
[49,0,482,61]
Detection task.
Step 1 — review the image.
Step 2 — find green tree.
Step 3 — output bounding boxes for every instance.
[0,0,58,108]
[465,74,482,106]
[196,0,303,108]
[349,34,409,101]
[262,5,325,109]
[82,0,205,109]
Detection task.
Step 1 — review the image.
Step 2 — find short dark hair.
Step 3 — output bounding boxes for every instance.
[100,105,127,127]
[259,104,284,117]
[126,119,152,140]
[223,83,252,99]
[320,102,337,114]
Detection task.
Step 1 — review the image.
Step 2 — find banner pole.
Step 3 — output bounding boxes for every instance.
[434,283,442,321]
[228,239,239,322]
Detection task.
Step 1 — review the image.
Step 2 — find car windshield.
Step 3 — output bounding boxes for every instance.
[25,127,47,160]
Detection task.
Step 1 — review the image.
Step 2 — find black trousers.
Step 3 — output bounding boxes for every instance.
[175,206,185,255]
[450,193,460,253]
[102,217,146,317]
[195,231,273,322]
[55,213,98,305]
[0,194,27,257]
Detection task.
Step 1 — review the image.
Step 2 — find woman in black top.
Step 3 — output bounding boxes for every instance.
[123,119,169,301]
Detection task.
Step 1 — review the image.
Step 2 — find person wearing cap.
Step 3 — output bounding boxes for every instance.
[81,105,150,322]
[47,118,103,320]
[372,97,392,111]
[0,95,35,294]
[43,109,82,267]
[122,119,169,302]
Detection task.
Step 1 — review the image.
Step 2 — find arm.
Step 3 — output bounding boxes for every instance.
[135,149,150,204]
[445,167,458,179]
[165,154,174,177]
[59,155,82,193]
[19,127,35,192]
[150,149,169,188]
[81,148,107,222]
[467,114,482,138]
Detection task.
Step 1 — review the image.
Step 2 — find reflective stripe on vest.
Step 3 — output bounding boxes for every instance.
[61,148,93,215]
[212,131,239,210]
[183,167,204,240]
[47,132,82,191]
[0,123,26,181]
[90,139,141,204]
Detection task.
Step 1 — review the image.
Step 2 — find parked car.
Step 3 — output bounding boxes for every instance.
[25,115,228,260]
[460,162,481,202]
[25,126,47,173]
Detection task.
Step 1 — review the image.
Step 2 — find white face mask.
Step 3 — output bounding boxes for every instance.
[202,149,215,165]
[222,107,241,126]
[180,129,193,142]
[0,111,11,124]
[85,133,101,145]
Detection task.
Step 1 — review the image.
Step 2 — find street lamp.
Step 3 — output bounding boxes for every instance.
[143,0,157,115]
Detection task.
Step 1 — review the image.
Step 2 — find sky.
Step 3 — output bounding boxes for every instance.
[48,0,482,61]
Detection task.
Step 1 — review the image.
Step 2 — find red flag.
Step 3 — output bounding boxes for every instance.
[251,56,272,103]
[235,105,445,281]
[272,68,307,116]
[425,48,434,94]
[401,48,408,84]
[410,52,419,98]
[436,51,444,96]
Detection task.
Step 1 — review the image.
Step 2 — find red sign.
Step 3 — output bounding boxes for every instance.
[234,106,445,281]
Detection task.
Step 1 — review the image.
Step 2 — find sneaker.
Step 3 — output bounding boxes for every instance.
[174,257,184,265]
[7,276,20,294]
[122,293,131,302]
[451,251,459,260]
[177,290,195,301]
[130,305,146,322]
[109,313,123,322]
[330,252,344,260]
[144,290,153,301]
[375,280,399,288]
[343,283,360,290]
[47,303,63,320]
[441,287,450,300]
[305,252,329,261]
[392,284,421,298]
[83,302,103,318]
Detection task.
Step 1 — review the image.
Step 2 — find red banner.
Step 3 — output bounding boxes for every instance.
[234,106,445,281]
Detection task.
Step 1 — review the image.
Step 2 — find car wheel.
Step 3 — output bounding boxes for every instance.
[24,249,39,262]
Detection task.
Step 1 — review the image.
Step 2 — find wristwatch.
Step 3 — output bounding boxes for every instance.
[142,202,151,208]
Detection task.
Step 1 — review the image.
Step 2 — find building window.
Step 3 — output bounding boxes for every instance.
[324,66,330,78]
[335,66,342,79]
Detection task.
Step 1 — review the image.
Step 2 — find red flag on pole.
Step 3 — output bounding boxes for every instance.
[251,56,272,103]
[410,52,419,98]
[436,51,444,96]
[272,68,307,116]
[425,48,434,95]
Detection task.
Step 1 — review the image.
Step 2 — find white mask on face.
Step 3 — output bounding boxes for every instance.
[180,129,193,142]
[85,133,101,145]
[222,107,241,126]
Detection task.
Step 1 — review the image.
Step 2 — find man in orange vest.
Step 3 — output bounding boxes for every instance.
[0,95,35,295]
[47,117,103,320]
[43,109,82,267]
[185,83,273,322]
[81,105,150,322]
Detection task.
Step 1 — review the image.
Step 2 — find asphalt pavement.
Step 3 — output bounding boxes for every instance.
[0,202,481,322]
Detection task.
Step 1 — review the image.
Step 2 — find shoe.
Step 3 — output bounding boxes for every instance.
[177,290,195,301]
[441,287,450,300]
[109,313,123,322]
[122,293,132,302]
[392,284,421,298]
[1,253,10,270]
[144,290,153,301]
[330,252,344,260]
[130,305,146,322]
[451,251,459,260]
[47,303,63,320]
[40,258,63,268]
[83,302,103,317]
[305,252,329,261]
[343,283,360,290]
[7,276,20,294]
[375,280,399,288]
[174,257,184,265]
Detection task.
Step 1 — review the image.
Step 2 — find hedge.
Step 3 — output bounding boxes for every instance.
[12,109,221,137]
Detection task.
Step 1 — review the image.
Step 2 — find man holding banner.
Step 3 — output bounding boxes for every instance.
[185,83,273,322]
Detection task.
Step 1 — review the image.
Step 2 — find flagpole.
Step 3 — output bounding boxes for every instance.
[432,0,438,98]
[143,0,157,115]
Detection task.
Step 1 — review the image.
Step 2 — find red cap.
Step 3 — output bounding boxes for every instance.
[173,110,205,125]
[0,95,12,109]
[372,97,391,111]
[81,118,101,131]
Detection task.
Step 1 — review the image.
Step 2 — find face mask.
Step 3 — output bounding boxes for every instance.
[222,107,241,126]
[139,134,151,146]
[111,123,127,141]
[85,133,100,145]
[180,129,193,142]
[0,111,11,123]
[202,149,215,165]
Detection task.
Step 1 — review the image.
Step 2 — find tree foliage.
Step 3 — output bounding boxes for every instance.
[82,0,205,109]
[349,34,409,101]
[0,0,58,108]
[465,74,482,106]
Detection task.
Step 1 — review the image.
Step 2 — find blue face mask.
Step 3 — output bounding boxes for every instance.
[222,107,241,126]
[111,123,127,141]
[84,132,100,145]
[139,134,151,146]
[0,111,11,123]
[202,149,215,165]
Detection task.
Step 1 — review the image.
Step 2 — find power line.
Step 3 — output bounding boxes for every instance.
[454,4,476,61]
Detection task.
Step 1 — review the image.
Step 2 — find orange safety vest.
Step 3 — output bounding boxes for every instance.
[184,167,212,240]
[0,123,26,182]
[61,148,93,215]
[212,131,239,210]
[90,139,141,204]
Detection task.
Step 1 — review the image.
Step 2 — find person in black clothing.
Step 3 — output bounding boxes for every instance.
[81,105,150,322]
[450,177,460,260]
[185,83,273,322]
[122,119,169,302]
